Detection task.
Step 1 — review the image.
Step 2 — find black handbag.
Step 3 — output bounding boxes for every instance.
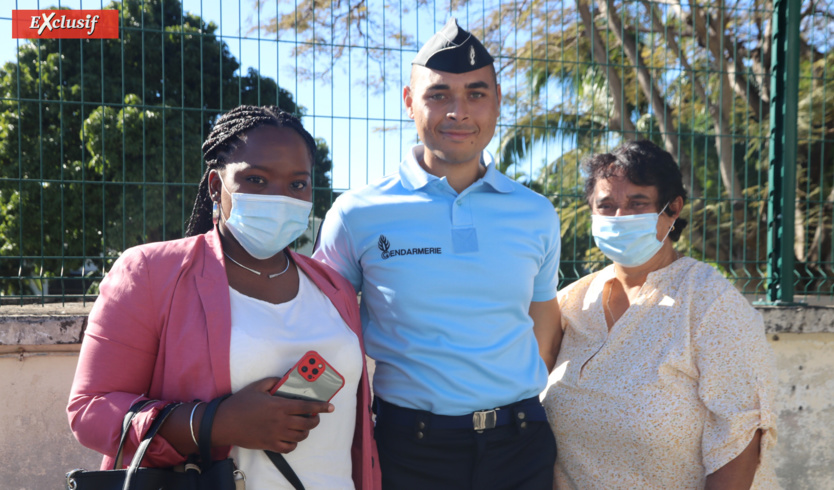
[65,395,245,490]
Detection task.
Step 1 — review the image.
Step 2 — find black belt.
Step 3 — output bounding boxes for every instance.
[374,396,547,431]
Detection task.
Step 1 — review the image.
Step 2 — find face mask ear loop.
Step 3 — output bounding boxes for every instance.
[657,202,674,244]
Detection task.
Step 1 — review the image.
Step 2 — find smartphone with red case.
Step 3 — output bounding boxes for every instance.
[270,351,345,403]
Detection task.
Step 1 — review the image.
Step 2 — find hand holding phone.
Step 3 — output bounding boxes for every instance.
[207,376,330,453]
[270,351,345,403]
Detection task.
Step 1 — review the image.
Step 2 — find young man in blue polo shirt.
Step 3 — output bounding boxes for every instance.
[314,18,562,489]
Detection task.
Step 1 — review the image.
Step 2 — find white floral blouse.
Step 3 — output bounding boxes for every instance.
[544,257,778,489]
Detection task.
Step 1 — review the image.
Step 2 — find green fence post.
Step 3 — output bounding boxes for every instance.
[765,0,801,304]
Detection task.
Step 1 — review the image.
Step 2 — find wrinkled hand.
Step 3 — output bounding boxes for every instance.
[212,377,334,453]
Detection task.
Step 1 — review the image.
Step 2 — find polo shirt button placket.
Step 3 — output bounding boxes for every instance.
[451,193,479,253]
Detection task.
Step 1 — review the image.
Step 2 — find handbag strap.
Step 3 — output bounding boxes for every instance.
[199,393,233,473]
[113,399,157,470]
[122,402,182,490]
[194,393,304,488]
[265,450,305,490]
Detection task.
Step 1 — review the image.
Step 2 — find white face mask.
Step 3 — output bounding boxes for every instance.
[591,203,673,267]
[217,175,312,260]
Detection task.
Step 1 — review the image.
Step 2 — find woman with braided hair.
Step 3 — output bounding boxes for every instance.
[68,105,380,489]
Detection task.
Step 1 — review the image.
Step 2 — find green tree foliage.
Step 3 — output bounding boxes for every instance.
[491,0,834,291]
[0,0,333,296]
[253,0,833,292]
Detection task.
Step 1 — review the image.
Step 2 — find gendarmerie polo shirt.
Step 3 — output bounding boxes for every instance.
[314,145,561,415]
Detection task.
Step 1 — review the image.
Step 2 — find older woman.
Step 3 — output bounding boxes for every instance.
[544,140,777,489]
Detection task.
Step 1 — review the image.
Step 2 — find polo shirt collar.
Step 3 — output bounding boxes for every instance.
[400,145,514,194]
[480,152,514,193]
[399,145,435,191]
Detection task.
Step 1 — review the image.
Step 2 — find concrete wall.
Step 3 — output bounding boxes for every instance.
[768,332,834,488]
[0,351,101,489]
[0,304,100,490]
[1,305,833,489]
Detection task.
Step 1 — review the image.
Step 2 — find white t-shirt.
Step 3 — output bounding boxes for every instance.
[228,269,362,490]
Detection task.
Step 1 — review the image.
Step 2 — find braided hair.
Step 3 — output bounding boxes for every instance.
[185,105,318,237]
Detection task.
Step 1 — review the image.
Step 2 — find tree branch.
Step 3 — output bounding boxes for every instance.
[687,0,744,202]
[598,0,695,192]
[705,8,766,121]
[577,0,637,137]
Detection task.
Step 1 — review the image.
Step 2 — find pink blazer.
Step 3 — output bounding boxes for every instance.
[67,228,380,489]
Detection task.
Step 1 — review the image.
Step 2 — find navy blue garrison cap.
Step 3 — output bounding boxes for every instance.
[412,18,494,73]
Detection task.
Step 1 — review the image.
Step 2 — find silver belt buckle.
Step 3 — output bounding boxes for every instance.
[472,408,498,431]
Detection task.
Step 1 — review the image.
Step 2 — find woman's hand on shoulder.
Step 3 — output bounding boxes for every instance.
[213,377,334,453]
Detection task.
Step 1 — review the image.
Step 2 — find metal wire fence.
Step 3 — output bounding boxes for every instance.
[0,0,831,305]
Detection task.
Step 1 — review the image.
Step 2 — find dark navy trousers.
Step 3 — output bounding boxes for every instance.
[373,400,556,490]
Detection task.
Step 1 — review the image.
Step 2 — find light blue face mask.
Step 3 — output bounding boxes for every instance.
[591,203,673,267]
[218,175,312,260]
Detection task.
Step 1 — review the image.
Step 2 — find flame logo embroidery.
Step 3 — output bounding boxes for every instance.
[378,235,391,259]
